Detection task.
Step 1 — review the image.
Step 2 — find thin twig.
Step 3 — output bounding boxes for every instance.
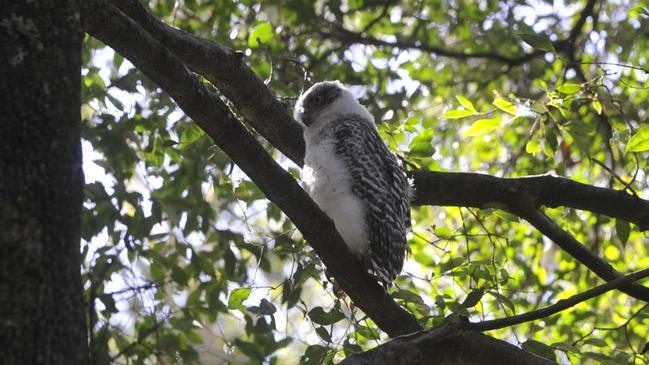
[465,267,649,331]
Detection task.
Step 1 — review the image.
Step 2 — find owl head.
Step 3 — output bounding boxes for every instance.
[294,81,368,128]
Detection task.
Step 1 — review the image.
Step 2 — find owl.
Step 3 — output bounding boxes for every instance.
[294,81,411,286]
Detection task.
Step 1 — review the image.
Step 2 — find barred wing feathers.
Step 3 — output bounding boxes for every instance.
[332,114,410,285]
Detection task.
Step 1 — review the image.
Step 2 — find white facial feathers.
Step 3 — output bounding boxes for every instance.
[293,81,373,131]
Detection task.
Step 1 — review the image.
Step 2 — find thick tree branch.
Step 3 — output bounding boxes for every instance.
[109,0,305,165]
[466,267,649,331]
[339,323,554,365]
[84,0,421,337]
[410,171,649,230]
[568,0,598,45]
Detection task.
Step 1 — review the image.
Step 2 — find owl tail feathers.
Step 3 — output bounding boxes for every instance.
[367,258,397,289]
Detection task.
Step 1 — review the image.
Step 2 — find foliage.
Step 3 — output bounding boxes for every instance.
[81,0,649,364]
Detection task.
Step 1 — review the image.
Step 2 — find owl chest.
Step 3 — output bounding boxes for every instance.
[303,137,368,255]
[303,139,353,202]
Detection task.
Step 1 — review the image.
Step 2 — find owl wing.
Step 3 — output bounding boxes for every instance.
[332,114,410,285]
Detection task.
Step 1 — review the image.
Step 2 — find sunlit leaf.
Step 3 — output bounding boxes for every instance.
[248,22,274,47]
[463,118,500,137]
[626,126,649,152]
[227,287,251,310]
[442,109,476,119]
[493,97,517,115]
[557,83,581,95]
[526,139,540,154]
[456,95,476,112]
[592,99,602,114]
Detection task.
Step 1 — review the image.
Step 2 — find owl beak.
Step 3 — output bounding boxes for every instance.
[298,108,314,126]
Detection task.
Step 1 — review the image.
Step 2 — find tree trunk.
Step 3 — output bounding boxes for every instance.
[0,0,88,364]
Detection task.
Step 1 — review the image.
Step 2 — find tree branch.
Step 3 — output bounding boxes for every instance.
[513,207,649,302]
[466,267,649,332]
[109,0,305,165]
[339,323,555,365]
[410,171,649,230]
[84,0,422,337]
[322,22,543,66]
[344,267,649,364]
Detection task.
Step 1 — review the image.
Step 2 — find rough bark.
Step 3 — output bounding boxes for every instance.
[340,324,555,365]
[0,1,88,364]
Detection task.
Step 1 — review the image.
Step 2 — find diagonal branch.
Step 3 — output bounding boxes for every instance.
[109,0,305,165]
[512,207,649,302]
[83,0,421,338]
[466,267,649,332]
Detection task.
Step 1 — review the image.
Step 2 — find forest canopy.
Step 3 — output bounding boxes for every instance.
[76,0,649,363]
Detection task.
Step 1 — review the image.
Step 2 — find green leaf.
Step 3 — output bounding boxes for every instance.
[551,342,581,354]
[522,339,557,361]
[392,289,426,305]
[526,139,540,154]
[519,33,556,53]
[248,22,274,47]
[184,330,204,344]
[227,287,251,310]
[584,338,608,348]
[626,126,649,152]
[463,118,500,137]
[235,339,264,360]
[456,95,476,112]
[315,326,331,342]
[150,261,165,282]
[493,97,517,115]
[408,130,436,157]
[460,288,484,308]
[615,219,630,246]
[308,306,345,325]
[592,99,602,114]
[441,109,476,119]
[641,342,649,354]
[557,83,582,95]
[300,344,327,365]
[489,291,515,312]
[258,298,277,315]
